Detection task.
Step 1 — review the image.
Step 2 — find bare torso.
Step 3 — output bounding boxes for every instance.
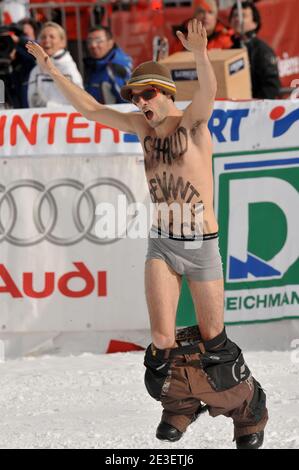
[25,25,219,238]
[135,112,218,237]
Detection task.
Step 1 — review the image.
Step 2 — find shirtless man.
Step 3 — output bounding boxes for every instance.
[26,19,268,449]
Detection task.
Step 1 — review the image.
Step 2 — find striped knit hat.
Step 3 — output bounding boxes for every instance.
[120,61,176,102]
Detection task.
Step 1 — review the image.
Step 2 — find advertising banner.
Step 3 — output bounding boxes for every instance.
[0,153,150,332]
[215,148,299,324]
[0,100,299,157]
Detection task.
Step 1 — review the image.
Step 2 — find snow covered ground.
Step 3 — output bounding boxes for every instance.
[0,350,299,449]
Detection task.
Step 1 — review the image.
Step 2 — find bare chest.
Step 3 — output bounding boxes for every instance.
[142,126,189,171]
[141,123,213,204]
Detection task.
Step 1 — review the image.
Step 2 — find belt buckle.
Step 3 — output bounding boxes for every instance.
[178,338,196,347]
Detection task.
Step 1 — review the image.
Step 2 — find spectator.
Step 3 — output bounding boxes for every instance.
[18,17,39,41]
[14,18,40,107]
[84,26,132,104]
[27,21,83,107]
[229,1,281,99]
[172,0,234,53]
[193,0,234,49]
[0,19,37,108]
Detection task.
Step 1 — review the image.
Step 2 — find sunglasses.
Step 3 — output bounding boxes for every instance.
[87,38,108,45]
[131,88,159,105]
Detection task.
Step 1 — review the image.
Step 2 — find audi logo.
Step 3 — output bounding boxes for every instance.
[0,178,136,246]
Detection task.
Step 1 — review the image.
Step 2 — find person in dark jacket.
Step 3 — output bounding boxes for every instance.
[84,26,132,104]
[229,1,281,99]
[0,19,38,108]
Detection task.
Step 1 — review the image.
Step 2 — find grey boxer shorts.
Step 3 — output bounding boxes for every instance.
[146,227,223,281]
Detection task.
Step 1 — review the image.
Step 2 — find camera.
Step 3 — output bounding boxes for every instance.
[0,24,26,107]
[0,24,24,74]
[0,35,15,58]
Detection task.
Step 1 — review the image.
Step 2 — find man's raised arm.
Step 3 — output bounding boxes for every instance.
[176,19,217,123]
[26,41,138,133]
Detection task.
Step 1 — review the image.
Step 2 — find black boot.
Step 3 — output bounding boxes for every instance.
[236,431,264,449]
[156,421,183,442]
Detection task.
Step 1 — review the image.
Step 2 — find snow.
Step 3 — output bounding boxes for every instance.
[0,350,299,449]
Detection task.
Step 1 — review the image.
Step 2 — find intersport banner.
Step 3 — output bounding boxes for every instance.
[1,100,299,157]
[0,100,298,333]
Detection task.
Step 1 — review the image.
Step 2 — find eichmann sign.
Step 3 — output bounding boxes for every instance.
[215,149,299,324]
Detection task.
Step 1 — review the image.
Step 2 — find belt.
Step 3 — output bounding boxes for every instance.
[151,327,227,360]
[151,342,203,360]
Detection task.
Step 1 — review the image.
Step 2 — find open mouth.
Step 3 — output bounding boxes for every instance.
[144,110,154,120]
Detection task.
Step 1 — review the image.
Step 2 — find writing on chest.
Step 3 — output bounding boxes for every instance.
[143,127,188,170]
[148,172,201,203]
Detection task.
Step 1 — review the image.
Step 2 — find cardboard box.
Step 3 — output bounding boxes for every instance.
[159,49,252,100]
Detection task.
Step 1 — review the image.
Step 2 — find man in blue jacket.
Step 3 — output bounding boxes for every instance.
[84,26,133,104]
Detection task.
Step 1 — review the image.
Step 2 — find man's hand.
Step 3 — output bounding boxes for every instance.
[25,41,55,74]
[176,19,207,54]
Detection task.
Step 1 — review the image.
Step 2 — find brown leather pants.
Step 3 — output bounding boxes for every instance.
[144,326,268,439]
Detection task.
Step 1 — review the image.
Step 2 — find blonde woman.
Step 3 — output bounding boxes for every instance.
[28,21,83,107]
